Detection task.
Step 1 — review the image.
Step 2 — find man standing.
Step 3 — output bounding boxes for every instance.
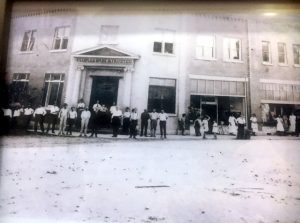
[58,103,68,136]
[23,104,34,131]
[150,109,158,137]
[33,105,46,133]
[158,110,168,139]
[79,107,91,137]
[90,100,102,137]
[140,109,150,137]
[129,108,138,139]
[67,107,77,135]
[2,105,12,134]
[111,106,122,137]
[46,103,60,134]
[236,114,246,139]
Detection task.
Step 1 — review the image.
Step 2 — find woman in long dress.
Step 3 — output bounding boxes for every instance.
[289,112,296,135]
[276,115,284,136]
[228,114,237,135]
[250,113,258,136]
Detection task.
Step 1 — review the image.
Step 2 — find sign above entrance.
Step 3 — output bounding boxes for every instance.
[73,45,139,66]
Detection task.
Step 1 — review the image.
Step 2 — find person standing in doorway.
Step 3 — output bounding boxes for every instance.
[289,112,296,136]
[212,120,218,139]
[140,109,150,137]
[228,113,237,136]
[236,114,246,139]
[90,100,102,137]
[158,110,168,139]
[150,109,158,137]
[33,105,46,134]
[67,107,77,135]
[46,103,60,134]
[129,108,138,139]
[202,115,210,139]
[250,113,258,136]
[79,107,91,137]
[58,103,68,136]
[275,115,284,136]
[178,113,186,136]
[194,114,201,136]
[111,106,122,137]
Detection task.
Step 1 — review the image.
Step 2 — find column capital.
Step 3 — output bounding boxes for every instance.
[77,65,84,71]
[123,66,134,73]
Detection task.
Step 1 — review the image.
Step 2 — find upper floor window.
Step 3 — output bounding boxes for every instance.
[196,35,215,60]
[262,41,272,64]
[20,30,36,52]
[52,26,70,50]
[293,44,300,65]
[278,42,287,64]
[100,25,119,44]
[223,38,241,62]
[153,29,175,55]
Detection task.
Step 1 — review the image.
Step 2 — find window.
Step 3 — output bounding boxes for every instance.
[223,38,241,61]
[148,78,176,113]
[196,35,215,60]
[100,25,119,44]
[293,44,300,65]
[153,29,175,55]
[42,73,65,106]
[262,41,271,63]
[10,73,30,102]
[20,30,36,52]
[278,42,287,64]
[52,26,70,50]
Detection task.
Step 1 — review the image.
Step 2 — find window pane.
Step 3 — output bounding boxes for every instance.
[278,43,286,63]
[54,39,61,49]
[153,42,162,53]
[293,44,300,65]
[164,42,174,54]
[262,41,270,63]
[61,38,68,49]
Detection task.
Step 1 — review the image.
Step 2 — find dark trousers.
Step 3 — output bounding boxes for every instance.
[160,121,167,138]
[150,120,157,137]
[140,121,148,136]
[67,118,76,134]
[130,120,138,138]
[34,114,44,133]
[47,114,58,133]
[24,115,32,131]
[3,116,11,134]
[195,126,200,136]
[112,116,121,137]
[122,118,130,134]
[237,124,245,139]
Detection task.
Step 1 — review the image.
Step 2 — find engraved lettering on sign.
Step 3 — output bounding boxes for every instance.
[76,57,133,65]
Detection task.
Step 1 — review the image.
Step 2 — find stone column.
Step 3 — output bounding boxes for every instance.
[122,67,133,108]
[72,65,84,106]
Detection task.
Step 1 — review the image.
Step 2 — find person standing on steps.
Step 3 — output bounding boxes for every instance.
[58,103,68,136]
[150,109,158,137]
[79,107,91,137]
[140,109,150,137]
[158,110,168,139]
[129,108,138,139]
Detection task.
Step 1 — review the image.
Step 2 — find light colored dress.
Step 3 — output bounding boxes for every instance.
[250,116,258,133]
[228,116,237,134]
[289,115,296,132]
[276,117,284,132]
[212,122,218,133]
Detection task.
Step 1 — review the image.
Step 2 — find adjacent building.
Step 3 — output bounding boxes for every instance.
[5,4,300,132]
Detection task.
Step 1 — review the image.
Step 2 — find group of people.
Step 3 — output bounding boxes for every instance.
[0,99,170,139]
[275,113,297,136]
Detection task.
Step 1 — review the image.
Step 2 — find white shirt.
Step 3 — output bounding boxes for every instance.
[123,111,131,118]
[13,108,23,117]
[49,105,60,114]
[93,103,102,112]
[159,113,168,121]
[236,117,246,124]
[150,112,159,120]
[69,110,77,119]
[24,108,34,115]
[81,110,91,119]
[112,110,122,117]
[2,108,12,117]
[77,102,85,109]
[110,106,117,114]
[34,107,46,116]
[130,112,139,120]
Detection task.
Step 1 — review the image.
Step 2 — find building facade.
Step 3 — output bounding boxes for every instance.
[6,4,300,132]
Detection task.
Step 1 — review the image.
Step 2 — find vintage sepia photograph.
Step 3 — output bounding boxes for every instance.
[0,0,300,222]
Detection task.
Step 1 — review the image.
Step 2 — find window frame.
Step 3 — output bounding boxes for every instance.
[293,44,300,67]
[147,77,177,114]
[152,29,176,56]
[42,73,65,106]
[223,37,242,62]
[277,42,288,65]
[20,30,37,52]
[262,41,272,65]
[195,35,216,60]
[10,73,30,102]
[51,26,70,51]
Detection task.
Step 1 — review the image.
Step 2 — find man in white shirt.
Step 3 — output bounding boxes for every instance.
[58,103,68,136]
[80,107,91,137]
[111,106,122,137]
[67,107,77,135]
[23,104,34,131]
[12,105,24,131]
[158,110,168,139]
[33,105,46,133]
[129,108,138,139]
[46,103,60,134]
[2,105,12,134]
[236,114,246,139]
[150,109,159,137]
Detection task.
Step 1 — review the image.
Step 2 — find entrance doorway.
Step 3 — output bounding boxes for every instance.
[90,76,119,108]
